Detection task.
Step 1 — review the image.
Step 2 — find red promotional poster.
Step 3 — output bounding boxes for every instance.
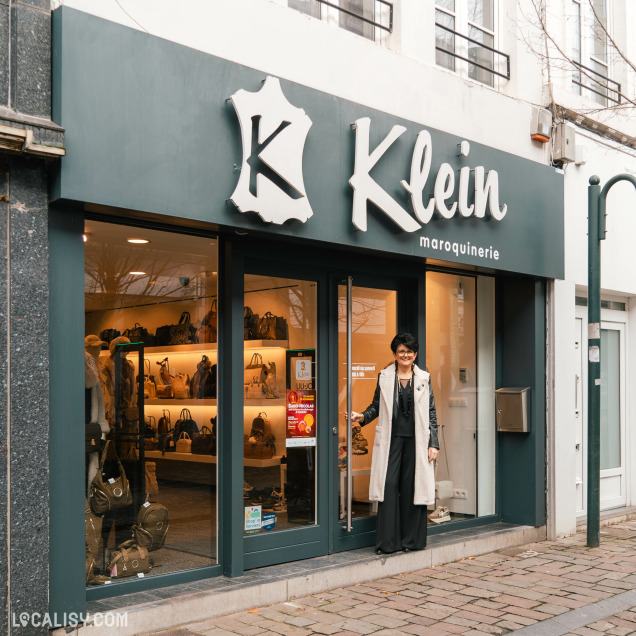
[286,390,317,447]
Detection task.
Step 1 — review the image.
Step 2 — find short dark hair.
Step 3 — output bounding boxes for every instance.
[390,333,419,354]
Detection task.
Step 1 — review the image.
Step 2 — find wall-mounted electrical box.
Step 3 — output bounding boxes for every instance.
[495,387,530,433]
[530,107,552,143]
[553,122,576,163]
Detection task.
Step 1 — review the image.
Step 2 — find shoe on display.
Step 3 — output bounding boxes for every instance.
[262,489,285,512]
[428,505,451,524]
[351,425,369,455]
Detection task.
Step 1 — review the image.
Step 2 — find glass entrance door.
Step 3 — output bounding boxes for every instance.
[337,279,398,539]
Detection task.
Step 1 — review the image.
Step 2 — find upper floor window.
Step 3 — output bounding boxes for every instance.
[289,0,392,41]
[435,0,508,87]
[571,0,618,105]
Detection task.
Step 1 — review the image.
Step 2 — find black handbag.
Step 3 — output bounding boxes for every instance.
[86,422,104,454]
[123,322,155,347]
[99,328,120,344]
[173,408,199,439]
[192,423,216,455]
[244,306,259,340]
[156,312,197,346]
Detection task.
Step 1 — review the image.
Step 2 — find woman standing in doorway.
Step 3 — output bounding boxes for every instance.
[349,333,439,554]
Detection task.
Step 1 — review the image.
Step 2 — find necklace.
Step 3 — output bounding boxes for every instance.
[397,374,413,418]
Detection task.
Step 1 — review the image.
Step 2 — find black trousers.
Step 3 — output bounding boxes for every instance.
[376,435,428,553]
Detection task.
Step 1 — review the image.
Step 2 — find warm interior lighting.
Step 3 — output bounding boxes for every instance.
[127,238,150,244]
[129,271,147,276]
[82,234,88,242]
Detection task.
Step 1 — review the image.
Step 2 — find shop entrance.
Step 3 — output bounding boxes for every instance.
[334,277,399,551]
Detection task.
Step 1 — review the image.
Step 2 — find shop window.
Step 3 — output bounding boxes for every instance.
[84,221,218,586]
[435,0,507,86]
[243,275,317,534]
[425,272,495,522]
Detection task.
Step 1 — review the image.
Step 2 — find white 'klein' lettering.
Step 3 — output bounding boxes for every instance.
[351,118,508,232]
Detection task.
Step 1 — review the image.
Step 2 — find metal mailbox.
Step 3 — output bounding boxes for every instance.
[495,387,530,432]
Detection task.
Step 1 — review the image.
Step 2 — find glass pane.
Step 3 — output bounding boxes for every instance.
[289,0,321,19]
[436,10,456,72]
[468,0,493,30]
[572,1,582,94]
[600,329,621,470]
[436,0,455,11]
[587,58,609,106]
[243,275,317,533]
[339,0,375,40]
[590,0,607,62]
[426,272,478,521]
[338,286,397,522]
[468,25,494,86]
[85,221,219,586]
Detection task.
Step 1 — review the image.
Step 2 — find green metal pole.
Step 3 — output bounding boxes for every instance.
[587,176,601,548]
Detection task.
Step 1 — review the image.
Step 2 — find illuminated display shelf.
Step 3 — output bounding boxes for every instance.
[145,450,284,468]
[145,398,217,406]
[141,340,288,355]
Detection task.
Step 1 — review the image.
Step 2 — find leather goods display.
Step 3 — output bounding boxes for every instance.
[191,355,217,399]
[244,412,276,459]
[89,441,133,515]
[108,540,151,578]
[155,311,197,346]
[161,428,176,454]
[244,306,259,340]
[132,502,169,551]
[172,372,191,399]
[197,300,218,344]
[192,423,215,455]
[85,499,103,566]
[174,408,199,439]
[175,431,192,453]
[155,357,174,398]
[256,311,289,341]
[86,421,104,454]
[123,322,155,347]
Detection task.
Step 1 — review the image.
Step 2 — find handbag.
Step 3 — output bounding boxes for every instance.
[191,356,217,399]
[99,328,120,345]
[132,502,169,551]
[256,311,289,340]
[244,306,259,340]
[123,322,156,348]
[244,353,267,386]
[89,441,133,515]
[108,540,151,578]
[192,424,215,455]
[160,429,176,454]
[172,372,191,399]
[244,412,276,459]
[173,408,199,439]
[86,421,104,454]
[155,311,197,346]
[143,359,157,399]
[196,300,218,344]
[175,431,192,453]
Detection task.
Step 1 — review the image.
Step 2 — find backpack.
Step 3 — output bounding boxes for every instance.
[191,356,217,399]
[132,502,169,551]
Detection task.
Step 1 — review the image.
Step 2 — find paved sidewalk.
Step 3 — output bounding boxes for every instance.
[146,521,636,636]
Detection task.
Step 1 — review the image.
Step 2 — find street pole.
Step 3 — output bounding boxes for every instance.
[587,174,636,548]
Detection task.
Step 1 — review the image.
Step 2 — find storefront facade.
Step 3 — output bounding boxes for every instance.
[49,5,563,621]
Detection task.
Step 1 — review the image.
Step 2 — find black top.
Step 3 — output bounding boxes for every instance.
[393,378,415,437]
[360,370,439,448]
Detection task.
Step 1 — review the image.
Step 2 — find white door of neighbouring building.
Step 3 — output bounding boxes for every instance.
[576,307,627,516]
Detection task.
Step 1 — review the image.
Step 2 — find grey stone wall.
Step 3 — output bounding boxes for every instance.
[0,1,59,634]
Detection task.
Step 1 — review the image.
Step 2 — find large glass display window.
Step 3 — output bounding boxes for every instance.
[84,221,218,586]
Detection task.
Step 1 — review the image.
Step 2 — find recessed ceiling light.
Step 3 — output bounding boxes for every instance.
[127,238,150,244]
[82,234,88,242]
[129,271,146,276]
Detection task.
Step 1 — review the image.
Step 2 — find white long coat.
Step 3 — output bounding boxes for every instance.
[367,364,436,505]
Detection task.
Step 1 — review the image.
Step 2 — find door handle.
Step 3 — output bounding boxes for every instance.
[345,275,353,532]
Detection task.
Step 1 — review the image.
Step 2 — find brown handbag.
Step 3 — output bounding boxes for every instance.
[89,441,133,515]
[108,540,151,578]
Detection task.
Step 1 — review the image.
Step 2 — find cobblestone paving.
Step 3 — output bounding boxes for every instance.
[149,522,636,635]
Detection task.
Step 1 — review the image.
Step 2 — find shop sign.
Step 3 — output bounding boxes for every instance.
[244,505,262,531]
[286,389,317,447]
[262,513,276,531]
